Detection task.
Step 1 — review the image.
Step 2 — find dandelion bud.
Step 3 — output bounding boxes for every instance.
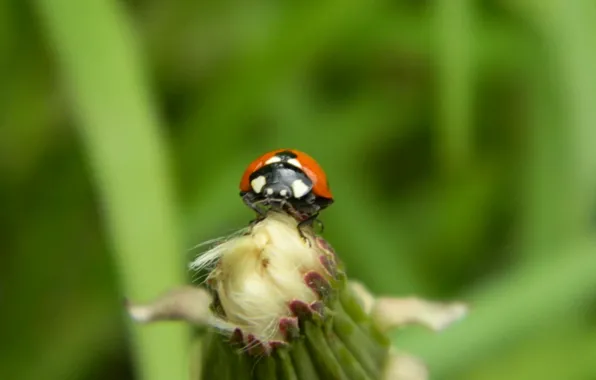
[128,211,467,379]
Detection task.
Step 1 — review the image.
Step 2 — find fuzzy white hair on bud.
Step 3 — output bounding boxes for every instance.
[190,212,324,342]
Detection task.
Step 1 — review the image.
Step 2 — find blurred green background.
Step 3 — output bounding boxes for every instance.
[2,0,596,379]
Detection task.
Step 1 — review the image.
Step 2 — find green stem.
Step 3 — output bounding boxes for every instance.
[276,349,299,380]
[289,339,321,380]
[234,351,252,380]
[324,329,371,380]
[333,303,385,378]
[339,284,391,349]
[258,356,278,379]
[304,322,349,380]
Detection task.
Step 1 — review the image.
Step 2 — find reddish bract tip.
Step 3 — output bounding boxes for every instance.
[304,271,332,300]
[230,328,244,346]
[279,317,301,341]
[246,334,270,356]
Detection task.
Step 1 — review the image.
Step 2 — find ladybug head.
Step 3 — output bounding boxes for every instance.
[248,160,313,201]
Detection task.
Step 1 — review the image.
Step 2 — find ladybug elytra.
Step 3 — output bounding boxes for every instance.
[239,149,333,231]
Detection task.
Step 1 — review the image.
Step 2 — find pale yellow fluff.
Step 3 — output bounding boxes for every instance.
[190,212,324,342]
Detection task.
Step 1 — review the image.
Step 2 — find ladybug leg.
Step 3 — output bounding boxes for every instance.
[248,206,267,226]
[282,201,303,221]
[242,192,266,225]
[297,213,319,229]
[297,223,309,245]
[297,213,320,244]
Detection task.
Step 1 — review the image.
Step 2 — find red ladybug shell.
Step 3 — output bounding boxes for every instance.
[239,149,333,199]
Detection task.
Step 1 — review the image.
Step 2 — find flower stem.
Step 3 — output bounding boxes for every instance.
[277,349,299,380]
[288,341,320,380]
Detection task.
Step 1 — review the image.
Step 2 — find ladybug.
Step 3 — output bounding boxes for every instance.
[239,149,333,232]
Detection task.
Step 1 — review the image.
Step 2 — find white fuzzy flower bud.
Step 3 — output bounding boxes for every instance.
[190,211,333,344]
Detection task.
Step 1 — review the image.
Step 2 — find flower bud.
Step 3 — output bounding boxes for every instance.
[190,211,338,346]
[128,211,467,379]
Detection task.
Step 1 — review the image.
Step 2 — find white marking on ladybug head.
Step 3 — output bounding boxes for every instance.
[250,176,266,194]
[280,189,288,197]
[266,188,274,196]
[265,156,282,165]
[291,179,310,198]
[286,158,302,169]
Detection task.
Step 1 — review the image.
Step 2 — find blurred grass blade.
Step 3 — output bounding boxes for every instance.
[537,0,596,232]
[34,1,189,379]
[519,59,568,259]
[509,0,596,256]
[394,238,596,378]
[434,0,474,175]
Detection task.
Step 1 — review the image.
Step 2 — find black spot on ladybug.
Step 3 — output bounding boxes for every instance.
[276,151,298,159]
